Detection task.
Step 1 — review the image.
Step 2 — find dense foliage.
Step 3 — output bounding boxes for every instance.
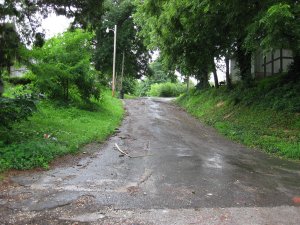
[147,82,186,97]
[0,95,36,131]
[30,30,100,103]
[134,0,300,87]
[136,59,177,96]
[94,0,150,92]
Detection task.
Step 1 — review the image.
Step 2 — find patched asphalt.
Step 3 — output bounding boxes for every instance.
[1,97,300,224]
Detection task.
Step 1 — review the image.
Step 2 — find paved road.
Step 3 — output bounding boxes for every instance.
[1,98,300,224]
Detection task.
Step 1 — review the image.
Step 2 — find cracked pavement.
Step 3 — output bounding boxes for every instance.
[1,97,300,224]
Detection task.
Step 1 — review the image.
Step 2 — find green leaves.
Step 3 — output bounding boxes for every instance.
[30,30,100,103]
[135,0,300,85]
[0,97,36,130]
[245,3,299,53]
[94,0,150,81]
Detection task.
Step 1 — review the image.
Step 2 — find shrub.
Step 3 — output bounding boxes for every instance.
[30,30,100,103]
[147,82,186,97]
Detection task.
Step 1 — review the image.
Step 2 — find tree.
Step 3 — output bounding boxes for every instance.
[0,23,21,79]
[134,0,218,88]
[94,0,150,88]
[0,0,105,86]
[149,59,176,83]
[245,1,300,79]
[30,30,100,103]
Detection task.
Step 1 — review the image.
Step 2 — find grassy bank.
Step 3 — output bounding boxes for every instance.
[0,90,124,172]
[176,75,300,159]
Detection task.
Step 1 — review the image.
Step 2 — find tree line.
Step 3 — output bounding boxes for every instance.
[0,0,150,95]
[134,0,300,88]
[0,0,150,132]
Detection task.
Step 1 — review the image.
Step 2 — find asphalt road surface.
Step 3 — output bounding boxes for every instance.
[1,98,300,224]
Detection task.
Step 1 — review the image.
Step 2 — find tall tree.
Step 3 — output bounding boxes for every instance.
[245,1,300,78]
[30,30,100,103]
[94,0,150,86]
[0,0,105,84]
[134,0,221,88]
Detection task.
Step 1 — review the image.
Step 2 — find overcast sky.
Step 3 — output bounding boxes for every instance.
[41,14,73,39]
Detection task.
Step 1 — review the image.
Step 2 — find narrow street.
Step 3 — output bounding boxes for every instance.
[1,98,300,224]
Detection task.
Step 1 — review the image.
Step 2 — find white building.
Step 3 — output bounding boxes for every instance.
[230,49,294,81]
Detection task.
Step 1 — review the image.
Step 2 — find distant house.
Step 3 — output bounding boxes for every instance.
[10,65,28,77]
[230,49,294,82]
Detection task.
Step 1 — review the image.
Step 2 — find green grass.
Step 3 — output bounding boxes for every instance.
[176,76,300,159]
[0,90,124,172]
[124,94,138,99]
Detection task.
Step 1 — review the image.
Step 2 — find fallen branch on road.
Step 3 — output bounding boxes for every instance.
[115,143,132,158]
[114,143,154,158]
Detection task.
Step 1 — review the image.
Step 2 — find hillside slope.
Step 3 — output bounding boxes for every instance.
[176,75,300,159]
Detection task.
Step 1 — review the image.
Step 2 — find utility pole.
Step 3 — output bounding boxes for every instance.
[120,51,125,99]
[106,25,117,97]
[112,24,117,97]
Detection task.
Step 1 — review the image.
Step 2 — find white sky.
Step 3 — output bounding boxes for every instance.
[41,14,73,39]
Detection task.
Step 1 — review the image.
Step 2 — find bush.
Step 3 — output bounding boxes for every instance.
[121,77,137,95]
[30,30,100,103]
[147,82,186,97]
[135,79,152,97]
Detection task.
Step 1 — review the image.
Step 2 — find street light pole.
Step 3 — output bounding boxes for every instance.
[106,25,117,97]
[112,24,117,97]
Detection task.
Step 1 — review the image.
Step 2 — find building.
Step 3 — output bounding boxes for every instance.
[230,49,294,81]
[10,65,28,77]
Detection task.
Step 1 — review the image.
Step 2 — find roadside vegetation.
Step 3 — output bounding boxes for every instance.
[147,82,186,97]
[1,0,300,172]
[0,0,151,173]
[177,74,300,159]
[135,60,188,98]
[0,29,124,173]
[0,90,123,172]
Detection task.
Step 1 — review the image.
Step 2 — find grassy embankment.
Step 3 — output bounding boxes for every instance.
[176,75,300,159]
[0,90,124,172]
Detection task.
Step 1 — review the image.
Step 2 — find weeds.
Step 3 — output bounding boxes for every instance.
[0,90,124,172]
[176,75,300,159]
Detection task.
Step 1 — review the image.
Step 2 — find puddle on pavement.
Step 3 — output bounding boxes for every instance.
[203,153,224,169]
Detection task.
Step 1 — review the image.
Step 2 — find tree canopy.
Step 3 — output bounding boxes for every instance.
[0,0,105,78]
[94,0,150,82]
[134,0,300,87]
[30,30,100,103]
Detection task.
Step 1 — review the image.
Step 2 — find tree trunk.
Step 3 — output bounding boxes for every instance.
[212,61,219,88]
[225,56,232,89]
[186,76,190,94]
[199,70,209,89]
[287,53,300,81]
[0,79,3,97]
[236,40,252,84]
